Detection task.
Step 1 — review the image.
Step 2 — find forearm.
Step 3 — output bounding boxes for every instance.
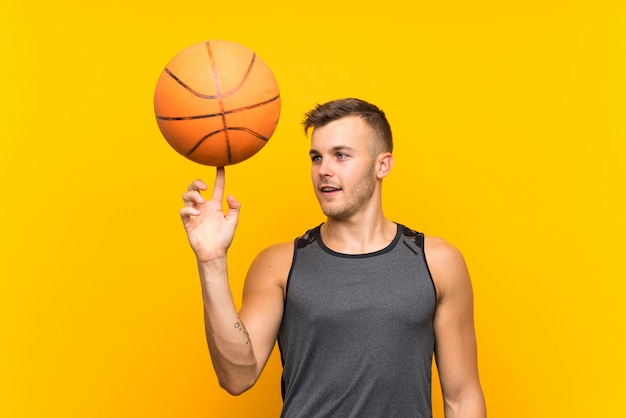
[198,258,257,395]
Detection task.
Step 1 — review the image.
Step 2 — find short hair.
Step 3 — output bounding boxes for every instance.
[302,98,393,153]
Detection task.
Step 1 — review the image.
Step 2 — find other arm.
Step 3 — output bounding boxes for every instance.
[426,237,486,417]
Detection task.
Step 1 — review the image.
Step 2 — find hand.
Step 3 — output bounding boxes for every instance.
[180,167,241,263]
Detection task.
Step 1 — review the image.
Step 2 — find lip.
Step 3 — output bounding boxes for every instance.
[319,185,342,194]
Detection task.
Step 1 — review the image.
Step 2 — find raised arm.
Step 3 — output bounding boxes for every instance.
[425,237,486,417]
[180,167,285,395]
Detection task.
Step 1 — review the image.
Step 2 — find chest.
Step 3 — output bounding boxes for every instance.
[284,243,436,332]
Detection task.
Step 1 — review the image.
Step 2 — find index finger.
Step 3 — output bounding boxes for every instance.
[211,166,226,202]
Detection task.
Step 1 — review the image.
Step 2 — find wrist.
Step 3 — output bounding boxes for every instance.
[197,254,228,268]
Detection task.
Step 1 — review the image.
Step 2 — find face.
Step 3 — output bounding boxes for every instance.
[309,116,381,219]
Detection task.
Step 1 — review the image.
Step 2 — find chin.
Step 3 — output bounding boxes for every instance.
[317,196,356,219]
[321,206,354,219]
[320,206,338,218]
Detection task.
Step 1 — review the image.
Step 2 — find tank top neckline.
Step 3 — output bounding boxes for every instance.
[313,223,403,259]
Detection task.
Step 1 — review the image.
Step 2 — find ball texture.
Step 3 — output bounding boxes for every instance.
[154,40,281,166]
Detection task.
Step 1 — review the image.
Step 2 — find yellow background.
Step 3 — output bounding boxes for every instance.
[1,0,625,416]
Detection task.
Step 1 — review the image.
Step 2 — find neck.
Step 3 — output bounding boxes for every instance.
[321,215,396,254]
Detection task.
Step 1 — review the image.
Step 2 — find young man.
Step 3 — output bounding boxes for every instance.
[180,98,486,417]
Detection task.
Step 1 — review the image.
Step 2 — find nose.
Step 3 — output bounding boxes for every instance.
[317,158,333,177]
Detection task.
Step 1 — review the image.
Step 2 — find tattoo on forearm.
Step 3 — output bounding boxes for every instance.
[234,320,251,345]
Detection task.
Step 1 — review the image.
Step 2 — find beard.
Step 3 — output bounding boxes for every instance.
[317,162,377,219]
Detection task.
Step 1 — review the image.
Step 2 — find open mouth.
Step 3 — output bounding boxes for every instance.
[320,185,341,194]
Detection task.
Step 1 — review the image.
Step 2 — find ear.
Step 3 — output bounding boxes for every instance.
[376,152,394,179]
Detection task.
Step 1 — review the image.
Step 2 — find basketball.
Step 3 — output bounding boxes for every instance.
[154,40,281,166]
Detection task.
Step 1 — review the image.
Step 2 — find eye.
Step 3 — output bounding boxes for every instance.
[310,155,322,163]
[337,152,348,160]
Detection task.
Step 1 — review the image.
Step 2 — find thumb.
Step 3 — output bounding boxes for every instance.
[225,195,241,222]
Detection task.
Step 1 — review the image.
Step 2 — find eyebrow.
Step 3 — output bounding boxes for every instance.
[309,145,356,155]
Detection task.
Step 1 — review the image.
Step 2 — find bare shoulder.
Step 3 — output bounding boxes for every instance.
[423,235,465,266]
[245,240,294,294]
[423,235,472,301]
[252,241,294,272]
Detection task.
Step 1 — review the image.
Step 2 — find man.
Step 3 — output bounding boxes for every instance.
[180,98,486,417]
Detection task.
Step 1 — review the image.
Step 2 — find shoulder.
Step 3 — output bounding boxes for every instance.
[250,241,294,274]
[423,236,471,301]
[246,227,319,291]
[250,224,321,274]
[257,240,294,260]
[424,235,465,265]
[244,240,294,294]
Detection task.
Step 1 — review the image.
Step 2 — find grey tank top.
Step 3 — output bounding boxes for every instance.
[278,224,437,418]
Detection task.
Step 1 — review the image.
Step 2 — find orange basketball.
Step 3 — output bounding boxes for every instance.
[154,40,281,166]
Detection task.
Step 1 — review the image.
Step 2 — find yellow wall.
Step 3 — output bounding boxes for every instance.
[2,1,624,416]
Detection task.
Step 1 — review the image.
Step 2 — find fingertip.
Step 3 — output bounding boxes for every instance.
[188,179,208,192]
[227,194,241,209]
